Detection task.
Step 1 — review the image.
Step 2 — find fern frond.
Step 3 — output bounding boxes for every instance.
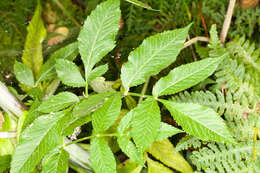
[171,90,252,119]
[190,142,260,173]
[175,135,203,152]
[125,4,137,32]
[230,7,260,39]
[171,90,258,141]
[208,24,226,58]
[227,35,260,73]
[214,58,258,103]
[226,36,260,95]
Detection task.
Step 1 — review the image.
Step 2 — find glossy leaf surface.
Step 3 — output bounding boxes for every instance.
[121,25,190,91]
[78,0,120,82]
[162,100,235,143]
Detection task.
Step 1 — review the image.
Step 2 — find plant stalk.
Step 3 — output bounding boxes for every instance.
[65,133,120,147]
[182,36,209,49]
[220,0,236,43]
[0,81,92,171]
[138,77,150,103]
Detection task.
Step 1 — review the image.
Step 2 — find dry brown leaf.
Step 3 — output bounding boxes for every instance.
[47,24,56,33]
[241,0,259,8]
[119,17,124,31]
[47,26,69,46]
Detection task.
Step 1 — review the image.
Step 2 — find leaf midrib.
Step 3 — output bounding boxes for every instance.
[15,116,60,172]
[173,104,229,141]
[156,58,219,96]
[25,10,45,76]
[36,47,77,84]
[83,6,113,81]
[126,31,184,89]
[96,139,114,172]
[39,99,76,112]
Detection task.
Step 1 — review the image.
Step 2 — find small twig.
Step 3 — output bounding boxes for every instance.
[64,133,120,147]
[197,2,209,37]
[85,84,89,98]
[138,77,150,103]
[182,36,209,49]
[187,35,198,61]
[127,92,155,99]
[220,0,236,43]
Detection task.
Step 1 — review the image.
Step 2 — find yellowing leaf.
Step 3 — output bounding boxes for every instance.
[148,139,193,173]
[21,1,46,76]
[147,157,174,173]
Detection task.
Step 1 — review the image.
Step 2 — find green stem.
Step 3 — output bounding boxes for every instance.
[138,77,150,103]
[64,133,120,147]
[85,84,88,98]
[127,92,155,99]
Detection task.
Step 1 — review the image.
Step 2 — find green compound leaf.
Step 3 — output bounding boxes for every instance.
[41,149,69,173]
[88,64,108,83]
[92,92,121,133]
[55,59,85,87]
[90,137,116,173]
[21,1,46,76]
[156,122,183,141]
[152,56,225,97]
[121,24,191,92]
[117,111,145,165]
[63,115,91,136]
[161,100,235,143]
[117,135,144,166]
[130,98,161,153]
[14,61,34,86]
[118,111,134,134]
[37,42,78,83]
[38,92,79,113]
[10,112,66,173]
[78,0,121,82]
[20,100,41,133]
[73,92,115,118]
